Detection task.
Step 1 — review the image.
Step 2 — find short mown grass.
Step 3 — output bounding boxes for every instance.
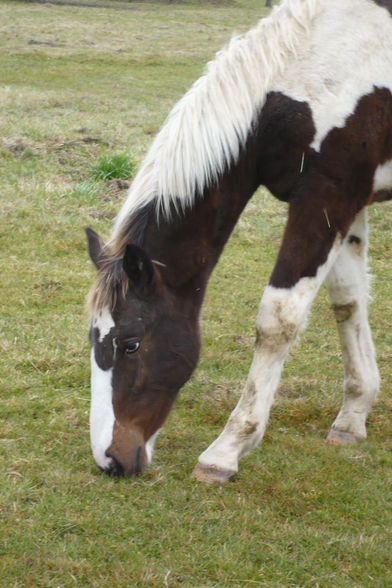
[1,1,392,586]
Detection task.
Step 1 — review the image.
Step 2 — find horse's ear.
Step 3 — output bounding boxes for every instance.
[85,227,105,269]
[123,244,155,294]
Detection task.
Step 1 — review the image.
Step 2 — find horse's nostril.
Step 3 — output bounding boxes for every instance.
[105,454,124,477]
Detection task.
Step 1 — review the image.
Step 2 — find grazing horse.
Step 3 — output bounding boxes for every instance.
[86,0,392,482]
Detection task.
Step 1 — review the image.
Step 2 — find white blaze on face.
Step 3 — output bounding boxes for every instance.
[95,306,116,341]
[90,308,116,471]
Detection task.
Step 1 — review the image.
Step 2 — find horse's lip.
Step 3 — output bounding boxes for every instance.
[101,455,125,477]
[135,445,143,474]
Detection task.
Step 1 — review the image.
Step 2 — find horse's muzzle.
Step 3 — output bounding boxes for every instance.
[104,445,145,477]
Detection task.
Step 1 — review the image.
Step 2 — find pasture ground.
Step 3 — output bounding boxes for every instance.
[1,1,392,585]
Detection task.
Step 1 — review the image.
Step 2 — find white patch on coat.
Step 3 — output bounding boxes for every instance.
[272,0,392,152]
[145,430,161,464]
[197,238,342,473]
[110,0,317,235]
[93,306,115,342]
[90,348,115,470]
[373,160,392,192]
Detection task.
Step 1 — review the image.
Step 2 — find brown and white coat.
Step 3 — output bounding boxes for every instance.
[87,0,392,481]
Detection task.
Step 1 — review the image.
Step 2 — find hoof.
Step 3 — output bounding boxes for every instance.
[191,462,236,484]
[326,428,365,446]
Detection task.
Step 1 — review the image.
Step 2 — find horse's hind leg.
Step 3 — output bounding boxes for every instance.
[325,209,380,445]
[193,192,351,484]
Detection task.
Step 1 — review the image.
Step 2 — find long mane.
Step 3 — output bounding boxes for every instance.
[110,0,317,251]
[89,0,317,316]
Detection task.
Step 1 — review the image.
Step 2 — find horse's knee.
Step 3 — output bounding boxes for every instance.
[256,286,307,349]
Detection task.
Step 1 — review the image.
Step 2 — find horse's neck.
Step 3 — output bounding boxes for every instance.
[142,143,260,314]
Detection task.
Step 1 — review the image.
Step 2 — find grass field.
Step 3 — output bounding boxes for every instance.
[1,1,392,586]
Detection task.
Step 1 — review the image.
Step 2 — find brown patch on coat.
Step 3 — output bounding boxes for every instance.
[332,301,357,323]
[270,87,392,288]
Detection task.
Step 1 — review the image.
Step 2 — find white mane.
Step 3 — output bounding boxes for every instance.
[111,0,318,241]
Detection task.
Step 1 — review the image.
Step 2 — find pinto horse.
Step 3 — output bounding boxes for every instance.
[86,0,392,482]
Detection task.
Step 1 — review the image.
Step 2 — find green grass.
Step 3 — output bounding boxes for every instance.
[90,152,136,180]
[1,1,392,586]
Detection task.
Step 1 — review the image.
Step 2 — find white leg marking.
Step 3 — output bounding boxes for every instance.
[90,348,115,470]
[325,210,380,441]
[197,239,342,474]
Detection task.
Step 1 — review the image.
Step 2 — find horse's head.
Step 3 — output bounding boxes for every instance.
[86,228,200,476]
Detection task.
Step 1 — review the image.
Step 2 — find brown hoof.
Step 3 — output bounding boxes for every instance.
[191,462,236,484]
[326,428,365,446]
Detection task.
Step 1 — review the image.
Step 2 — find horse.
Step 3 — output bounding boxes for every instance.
[86,0,392,482]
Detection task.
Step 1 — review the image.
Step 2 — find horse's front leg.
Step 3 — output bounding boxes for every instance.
[325,209,380,444]
[192,196,353,484]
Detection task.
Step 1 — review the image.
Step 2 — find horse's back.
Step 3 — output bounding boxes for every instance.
[271,0,392,151]
[257,0,392,203]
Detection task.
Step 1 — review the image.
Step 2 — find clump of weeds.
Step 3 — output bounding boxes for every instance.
[90,151,136,181]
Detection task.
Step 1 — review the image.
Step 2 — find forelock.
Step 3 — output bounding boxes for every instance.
[87,256,129,319]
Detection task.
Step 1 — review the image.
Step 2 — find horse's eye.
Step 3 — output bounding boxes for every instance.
[124,341,140,355]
